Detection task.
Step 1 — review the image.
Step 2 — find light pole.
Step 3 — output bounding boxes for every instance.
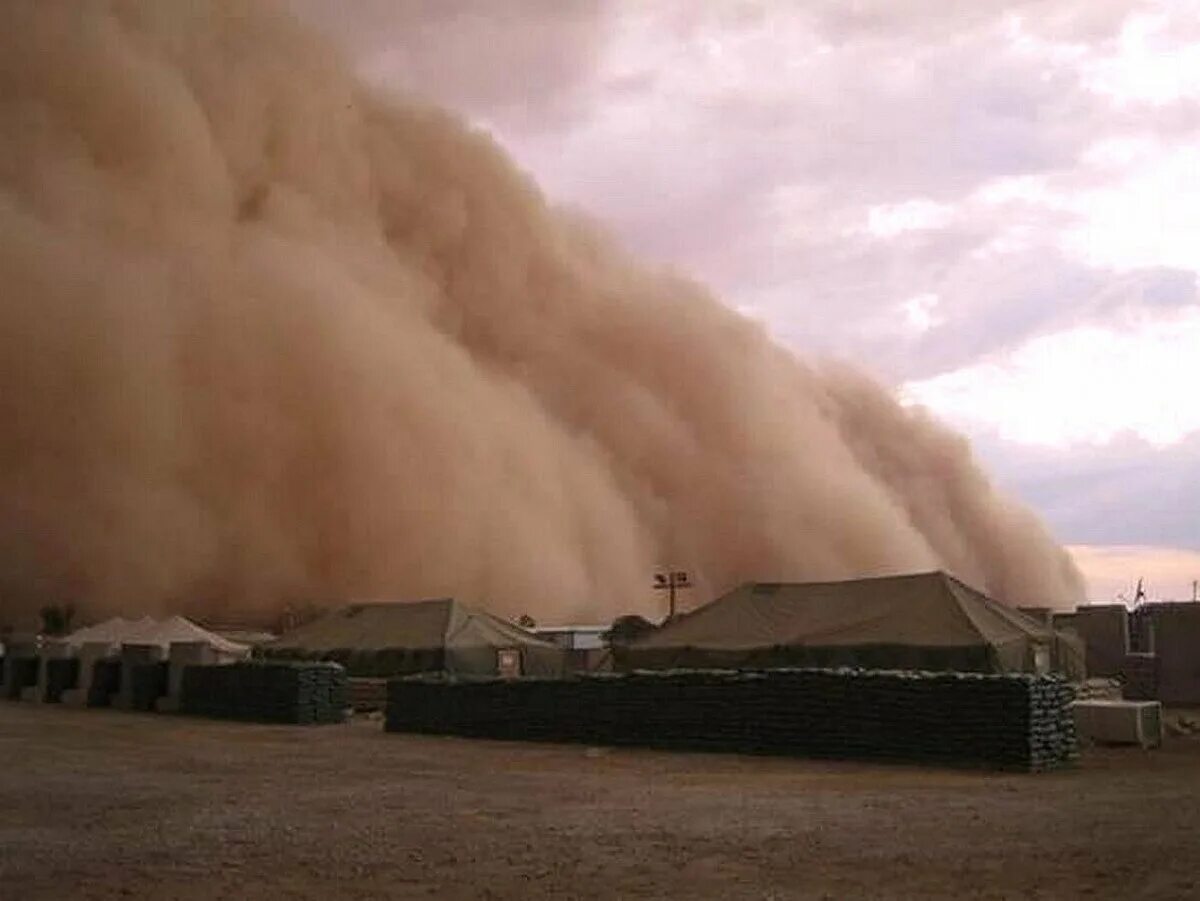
[653,569,692,621]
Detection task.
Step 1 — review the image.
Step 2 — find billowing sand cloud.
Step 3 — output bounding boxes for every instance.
[0,1,1082,626]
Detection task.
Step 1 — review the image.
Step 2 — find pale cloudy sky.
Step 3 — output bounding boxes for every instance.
[295,0,1200,602]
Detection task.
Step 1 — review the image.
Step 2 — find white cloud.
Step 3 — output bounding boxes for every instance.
[1084,7,1200,105]
[1063,142,1200,271]
[865,199,955,238]
[972,174,1056,206]
[902,308,1200,447]
[900,293,943,333]
[967,137,1200,274]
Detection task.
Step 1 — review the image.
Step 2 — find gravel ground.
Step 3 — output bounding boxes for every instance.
[1,702,1198,900]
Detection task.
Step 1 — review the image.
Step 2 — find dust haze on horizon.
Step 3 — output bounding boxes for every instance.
[0,1,1083,628]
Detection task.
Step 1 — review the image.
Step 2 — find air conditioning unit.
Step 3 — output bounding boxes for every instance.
[1072,700,1163,748]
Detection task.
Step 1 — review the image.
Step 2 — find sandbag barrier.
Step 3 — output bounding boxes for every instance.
[180,661,348,724]
[385,668,1079,772]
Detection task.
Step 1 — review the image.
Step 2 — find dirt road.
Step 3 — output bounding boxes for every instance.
[1,703,1197,899]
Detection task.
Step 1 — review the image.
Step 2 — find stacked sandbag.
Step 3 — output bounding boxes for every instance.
[1030,677,1079,769]
[385,668,1078,772]
[180,661,347,724]
[1075,677,1122,702]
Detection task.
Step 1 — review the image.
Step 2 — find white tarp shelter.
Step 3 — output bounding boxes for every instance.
[65,615,249,657]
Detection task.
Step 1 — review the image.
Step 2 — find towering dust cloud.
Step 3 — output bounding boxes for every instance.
[0,1,1082,626]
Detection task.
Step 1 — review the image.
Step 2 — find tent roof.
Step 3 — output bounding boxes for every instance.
[270,598,558,653]
[65,615,248,654]
[630,571,1052,653]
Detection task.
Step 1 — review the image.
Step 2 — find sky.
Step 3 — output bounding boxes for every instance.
[294,0,1200,603]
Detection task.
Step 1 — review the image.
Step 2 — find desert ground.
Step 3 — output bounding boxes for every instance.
[1,703,1198,900]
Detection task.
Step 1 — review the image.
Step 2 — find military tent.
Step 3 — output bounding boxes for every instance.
[617,571,1085,677]
[65,615,249,658]
[265,598,567,677]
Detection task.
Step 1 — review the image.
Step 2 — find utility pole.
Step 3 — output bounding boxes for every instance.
[653,569,692,621]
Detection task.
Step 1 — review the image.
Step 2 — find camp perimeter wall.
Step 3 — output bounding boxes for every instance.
[385,668,1078,772]
[3,656,38,699]
[180,661,348,724]
[3,652,347,725]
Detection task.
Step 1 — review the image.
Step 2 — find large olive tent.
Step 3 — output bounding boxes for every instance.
[616,571,1085,677]
[265,598,567,677]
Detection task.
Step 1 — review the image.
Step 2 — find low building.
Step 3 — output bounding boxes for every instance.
[1055,602,1200,704]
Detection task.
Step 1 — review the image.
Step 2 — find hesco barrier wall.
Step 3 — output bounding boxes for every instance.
[129,661,169,711]
[180,661,348,724]
[4,657,38,700]
[385,668,1078,771]
[44,658,80,703]
[88,659,122,706]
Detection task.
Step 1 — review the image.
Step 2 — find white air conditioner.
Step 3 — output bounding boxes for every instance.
[1071,700,1163,748]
